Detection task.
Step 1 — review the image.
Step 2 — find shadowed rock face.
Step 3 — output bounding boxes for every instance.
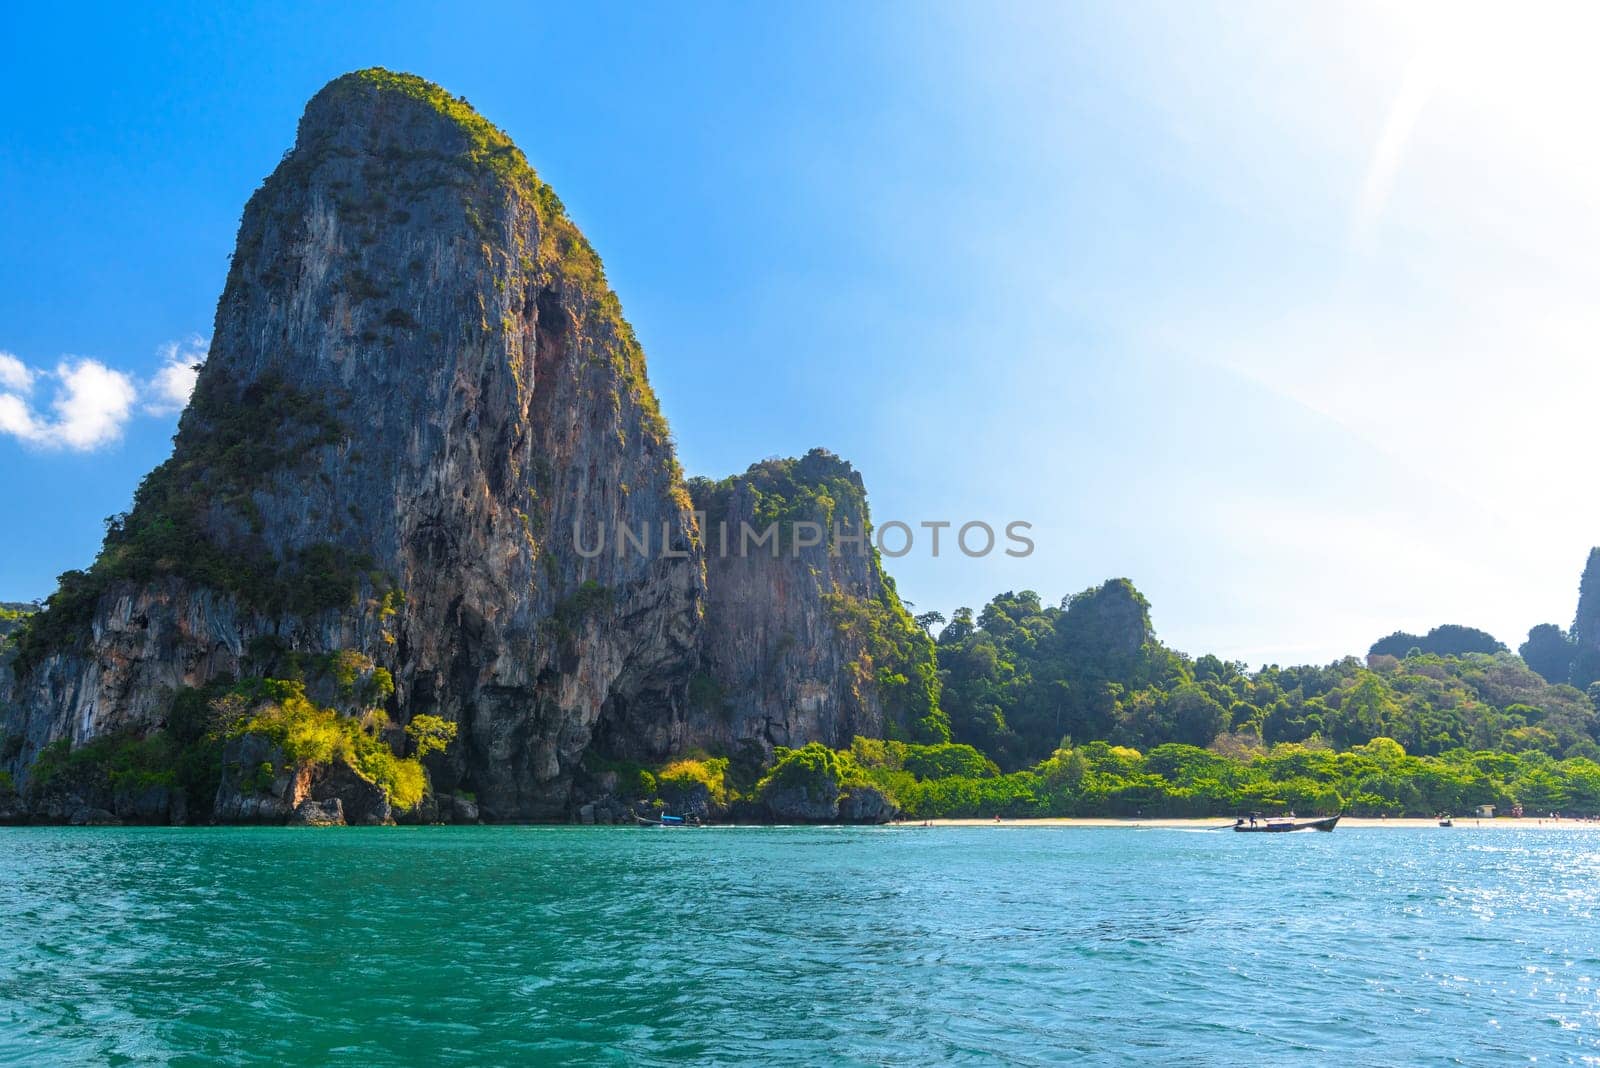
[666,449,945,757]
[0,70,703,819]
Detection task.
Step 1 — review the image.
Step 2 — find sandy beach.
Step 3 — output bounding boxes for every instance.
[914,817,1600,830]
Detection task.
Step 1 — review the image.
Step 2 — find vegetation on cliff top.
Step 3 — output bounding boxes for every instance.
[688,448,869,547]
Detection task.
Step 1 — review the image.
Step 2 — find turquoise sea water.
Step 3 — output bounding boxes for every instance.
[3,826,1600,1065]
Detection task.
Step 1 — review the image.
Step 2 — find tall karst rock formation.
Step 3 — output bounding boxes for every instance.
[1,70,703,818]
[0,71,941,821]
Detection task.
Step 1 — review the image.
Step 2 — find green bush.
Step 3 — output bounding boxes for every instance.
[231,678,429,811]
[757,742,870,802]
[405,714,457,758]
[657,756,730,806]
[25,731,179,797]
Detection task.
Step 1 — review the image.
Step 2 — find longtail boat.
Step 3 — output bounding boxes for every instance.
[1232,814,1340,833]
[634,813,698,827]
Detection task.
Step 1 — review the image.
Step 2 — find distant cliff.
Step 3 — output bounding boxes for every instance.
[1573,549,1600,690]
[1519,548,1600,692]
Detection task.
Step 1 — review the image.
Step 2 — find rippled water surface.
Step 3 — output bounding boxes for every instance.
[4,826,1600,1065]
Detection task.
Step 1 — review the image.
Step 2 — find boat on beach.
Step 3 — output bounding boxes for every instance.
[1233,814,1340,833]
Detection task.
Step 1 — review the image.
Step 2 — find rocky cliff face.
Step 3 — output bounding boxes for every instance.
[668,449,945,757]
[0,70,703,819]
[1572,549,1600,690]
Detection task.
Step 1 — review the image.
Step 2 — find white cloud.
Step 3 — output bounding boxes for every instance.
[0,391,42,441]
[44,359,138,450]
[0,352,34,394]
[0,337,206,452]
[145,336,208,415]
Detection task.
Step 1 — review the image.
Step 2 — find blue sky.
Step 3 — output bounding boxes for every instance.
[3,1,1597,665]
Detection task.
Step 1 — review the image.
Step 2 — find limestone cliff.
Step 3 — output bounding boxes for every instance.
[672,449,946,756]
[0,70,702,819]
[1573,548,1600,690]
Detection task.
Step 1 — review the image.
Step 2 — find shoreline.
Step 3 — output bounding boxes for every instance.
[909,816,1600,830]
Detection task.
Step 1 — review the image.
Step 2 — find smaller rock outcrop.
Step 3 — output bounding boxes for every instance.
[657,777,714,822]
[442,793,481,823]
[291,798,346,826]
[682,449,946,756]
[68,807,121,827]
[216,734,395,826]
[214,735,311,823]
[405,791,480,824]
[753,741,897,824]
[759,781,845,822]
[837,785,896,824]
[310,760,392,826]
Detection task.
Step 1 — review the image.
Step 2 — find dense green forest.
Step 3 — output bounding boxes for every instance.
[739,734,1600,820]
[930,581,1600,769]
[729,550,1600,819]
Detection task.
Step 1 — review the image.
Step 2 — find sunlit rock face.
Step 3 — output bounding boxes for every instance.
[0,70,703,819]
